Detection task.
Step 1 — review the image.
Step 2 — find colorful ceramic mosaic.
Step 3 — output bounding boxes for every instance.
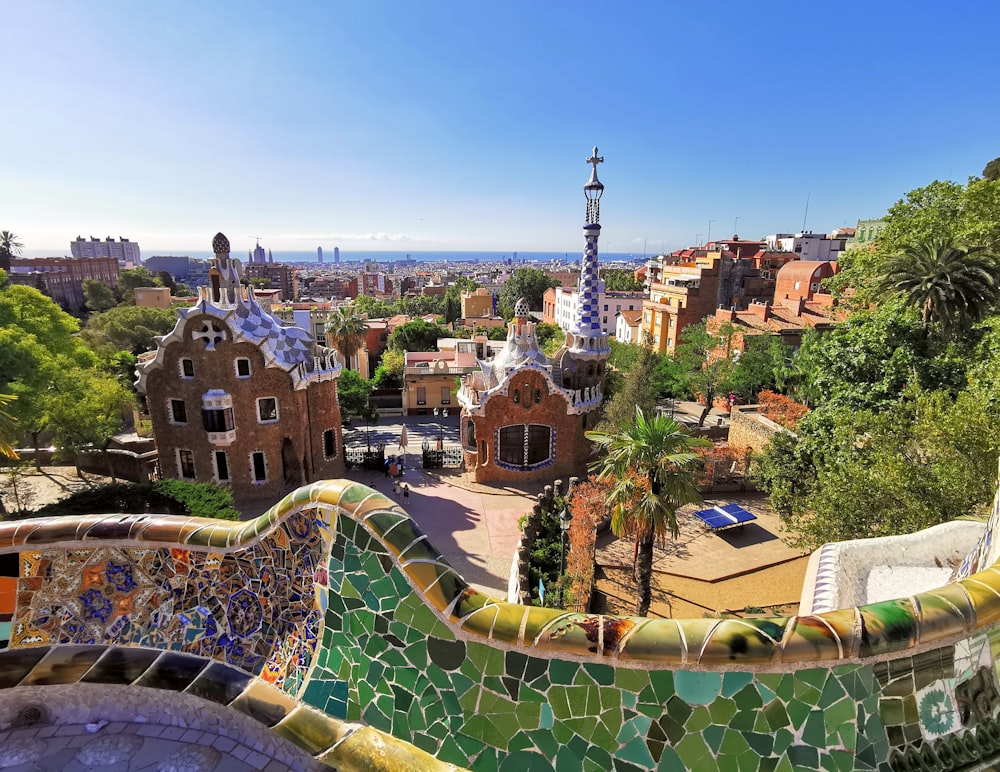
[2,479,1000,770]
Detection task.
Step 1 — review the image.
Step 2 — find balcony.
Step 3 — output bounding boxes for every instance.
[206,429,237,447]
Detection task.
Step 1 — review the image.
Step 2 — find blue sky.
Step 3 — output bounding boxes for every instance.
[5,1,999,258]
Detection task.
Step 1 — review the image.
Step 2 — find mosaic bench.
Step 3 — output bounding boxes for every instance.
[1,478,999,771]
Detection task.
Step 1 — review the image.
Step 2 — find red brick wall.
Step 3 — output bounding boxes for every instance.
[144,313,344,504]
[462,369,598,484]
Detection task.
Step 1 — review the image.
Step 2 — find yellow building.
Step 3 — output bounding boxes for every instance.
[134,287,173,308]
[461,288,494,319]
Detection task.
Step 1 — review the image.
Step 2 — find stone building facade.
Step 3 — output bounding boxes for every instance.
[136,233,345,504]
[7,256,119,312]
[457,149,610,483]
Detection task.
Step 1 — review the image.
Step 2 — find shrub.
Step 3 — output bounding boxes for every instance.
[757,390,808,430]
[16,480,240,521]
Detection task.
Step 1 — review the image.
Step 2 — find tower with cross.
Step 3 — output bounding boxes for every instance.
[457,148,611,483]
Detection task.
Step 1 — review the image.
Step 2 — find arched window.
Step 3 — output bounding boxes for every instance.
[495,424,554,470]
[465,419,477,450]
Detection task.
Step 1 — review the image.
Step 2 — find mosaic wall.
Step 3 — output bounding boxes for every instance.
[3,480,1000,770]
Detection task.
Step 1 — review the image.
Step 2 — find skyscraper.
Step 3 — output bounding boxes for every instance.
[334,247,340,265]
[318,246,324,264]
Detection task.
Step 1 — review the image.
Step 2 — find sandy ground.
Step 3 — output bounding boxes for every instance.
[0,466,114,513]
[594,558,810,619]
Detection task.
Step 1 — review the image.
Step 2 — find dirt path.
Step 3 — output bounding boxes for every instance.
[0,466,114,513]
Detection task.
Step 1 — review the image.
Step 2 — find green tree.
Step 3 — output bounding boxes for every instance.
[47,367,134,479]
[586,409,709,616]
[676,321,735,426]
[82,279,118,312]
[602,269,643,292]
[372,349,404,389]
[0,230,22,271]
[352,294,394,319]
[726,335,786,401]
[534,322,563,356]
[757,393,999,550]
[118,267,162,303]
[156,271,178,294]
[984,157,1000,182]
[325,305,369,369]
[830,177,1000,303]
[804,298,964,412]
[336,369,373,419]
[84,305,178,355]
[600,341,659,430]
[498,267,559,318]
[876,238,1000,340]
[387,319,448,352]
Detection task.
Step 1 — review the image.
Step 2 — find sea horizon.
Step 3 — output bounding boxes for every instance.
[147,249,650,265]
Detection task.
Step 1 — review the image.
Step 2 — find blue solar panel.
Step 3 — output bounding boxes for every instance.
[693,504,757,531]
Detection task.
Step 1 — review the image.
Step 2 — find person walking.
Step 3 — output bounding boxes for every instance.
[392,481,399,500]
[402,484,410,504]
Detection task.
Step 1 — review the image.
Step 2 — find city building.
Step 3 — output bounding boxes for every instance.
[707,293,842,356]
[144,255,190,279]
[461,288,494,319]
[846,217,886,250]
[765,231,847,261]
[135,232,345,504]
[639,243,796,355]
[615,307,643,343]
[134,286,173,308]
[774,260,839,302]
[243,262,297,301]
[543,284,646,338]
[402,338,489,415]
[361,272,394,297]
[71,236,142,266]
[457,148,610,483]
[7,256,119,312]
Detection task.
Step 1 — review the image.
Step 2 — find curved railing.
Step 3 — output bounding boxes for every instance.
[2,478,998,770]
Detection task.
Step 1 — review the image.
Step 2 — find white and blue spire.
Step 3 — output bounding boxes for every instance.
[567,148,611,359]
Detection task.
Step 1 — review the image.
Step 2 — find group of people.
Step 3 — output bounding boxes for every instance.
[392,481,410,502]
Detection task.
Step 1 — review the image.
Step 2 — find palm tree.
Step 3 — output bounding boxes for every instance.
[876,238,1000,339]
[0,231,23,271]
[324,304,369,370]
[586,408,709,616]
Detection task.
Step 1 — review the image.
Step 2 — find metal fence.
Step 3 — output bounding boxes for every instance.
[421,445,464,469]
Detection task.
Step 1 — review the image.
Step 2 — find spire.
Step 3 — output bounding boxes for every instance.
[568,147,610,359]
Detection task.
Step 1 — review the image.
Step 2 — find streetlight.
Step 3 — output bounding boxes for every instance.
[558,507,573,606]
[433,407,449,449]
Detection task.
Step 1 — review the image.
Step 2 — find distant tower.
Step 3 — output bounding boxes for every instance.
[317,246,324,264]
[267,249,273,264]
[334,247,340,265]
[252,240,265,265]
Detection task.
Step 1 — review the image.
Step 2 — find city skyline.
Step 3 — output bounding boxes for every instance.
[5,1,999,258]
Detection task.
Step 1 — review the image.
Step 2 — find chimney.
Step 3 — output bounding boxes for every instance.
[716,305,736,322]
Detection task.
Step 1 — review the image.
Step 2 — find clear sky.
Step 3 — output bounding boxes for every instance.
[5,1,1000,258]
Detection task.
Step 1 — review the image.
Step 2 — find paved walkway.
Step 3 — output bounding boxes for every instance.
[345,465,539,598]
[0,720,315,771]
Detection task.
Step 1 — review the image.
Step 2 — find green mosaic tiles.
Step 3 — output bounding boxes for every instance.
[2,479,1000,770]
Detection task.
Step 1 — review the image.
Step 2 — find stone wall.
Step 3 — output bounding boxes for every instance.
[3,480,1000,770]
[727,404,788,453]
